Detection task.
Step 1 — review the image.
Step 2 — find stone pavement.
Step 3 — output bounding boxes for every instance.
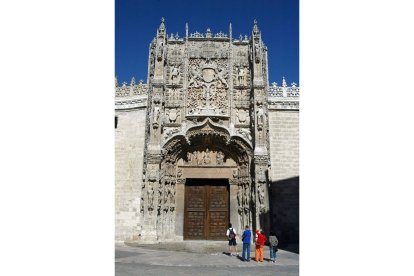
[115,241,299,276]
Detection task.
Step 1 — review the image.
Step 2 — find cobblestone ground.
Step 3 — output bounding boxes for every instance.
[115,241,299,276]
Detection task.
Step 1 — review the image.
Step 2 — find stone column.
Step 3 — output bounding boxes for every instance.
[174,178,186,240]
[228,178,240,233]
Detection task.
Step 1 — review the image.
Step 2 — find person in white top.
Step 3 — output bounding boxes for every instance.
[226,223,238,256]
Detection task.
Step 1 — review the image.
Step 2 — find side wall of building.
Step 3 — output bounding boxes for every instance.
[115,108,147,241]
[268,109,299,244]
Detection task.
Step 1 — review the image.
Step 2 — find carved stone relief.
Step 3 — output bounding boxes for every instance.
[165,88,183,107]
[152,106,160,129]
[185,149,227,166]
[234,65,250,87]
[186,58,229,115]
[237,128,252,141]
[156,41,164,61]
[233,90,250,109]
[167,61,183,85]
[165,108,181,123]
[163,127,180,140]
[235,108,250,125]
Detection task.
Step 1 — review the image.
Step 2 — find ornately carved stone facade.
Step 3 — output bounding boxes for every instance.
[115,19,299,242]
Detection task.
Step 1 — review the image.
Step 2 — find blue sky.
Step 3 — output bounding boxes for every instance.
[115,0,299,85]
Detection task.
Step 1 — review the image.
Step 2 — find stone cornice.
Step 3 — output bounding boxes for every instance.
[267,97,299,110]
[115,95,148,110]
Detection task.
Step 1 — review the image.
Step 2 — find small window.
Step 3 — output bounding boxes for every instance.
[115,116,118,129]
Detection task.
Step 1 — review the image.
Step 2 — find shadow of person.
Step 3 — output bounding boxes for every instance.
[236,255,245,262]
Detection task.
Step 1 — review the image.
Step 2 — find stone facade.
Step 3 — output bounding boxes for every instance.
[115,19,299,243]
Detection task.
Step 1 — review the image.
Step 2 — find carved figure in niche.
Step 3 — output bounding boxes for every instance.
[237,186,243,206]
[197,151,204,165]
[157,42,164,61]
[254,43,260,63]
[243,184,250,211]
[216,151,224,165]
[233,168,239,178]
[217,68,229,88]
[154,106,160,122]
[165,108,179,123]
[258,184,265,211]
[147,183,154,211]
[187,152,195,164]
[177,169,182,178]
[203,148,211,164]
[256,107,264,128]
[237,67,245,86]
[188,64,201,87]
[170,65,180,84]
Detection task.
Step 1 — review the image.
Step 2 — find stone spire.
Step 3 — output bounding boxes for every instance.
[229,23,232,40]
[185,22,188,39]
[130,77,136,86]
[206,27,212,38]
[158,17,166,38]
[115,76,118,87]
[282,76,287,87]
[253,19,260,36]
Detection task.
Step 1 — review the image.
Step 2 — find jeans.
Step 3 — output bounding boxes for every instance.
[242,243,251,261]
[269,246,277,261]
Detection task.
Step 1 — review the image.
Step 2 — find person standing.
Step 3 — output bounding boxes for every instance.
[255,229,267,262]
[268,231,279,263]
[226,223,237,256]
[241,225,252,261]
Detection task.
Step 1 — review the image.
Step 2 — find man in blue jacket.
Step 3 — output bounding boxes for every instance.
[241,225,252,261]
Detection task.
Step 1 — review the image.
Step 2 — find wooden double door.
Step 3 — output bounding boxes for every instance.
[184,179,229,240]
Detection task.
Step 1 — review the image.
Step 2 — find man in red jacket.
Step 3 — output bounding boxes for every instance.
[255,229,267,262]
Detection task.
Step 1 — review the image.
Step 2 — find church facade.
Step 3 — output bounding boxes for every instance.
[115,19,299,242]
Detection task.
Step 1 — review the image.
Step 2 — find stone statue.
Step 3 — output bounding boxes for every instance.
[237,67,245,85]
[254,43,260,63]
[147,184,154,211]
[203,149,211,164]
[216,151,224,165]
[187,152,195,164]
[157,42,164,61]
[154,107,160,123]
[170,65,179,83]
[197,151,203,165]
[256,107,264,127]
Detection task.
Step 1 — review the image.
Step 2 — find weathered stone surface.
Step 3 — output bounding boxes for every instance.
[115,109,147,241]
[115,19,299,243]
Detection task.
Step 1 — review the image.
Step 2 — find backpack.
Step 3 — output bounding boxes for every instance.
[228,228,236,240]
